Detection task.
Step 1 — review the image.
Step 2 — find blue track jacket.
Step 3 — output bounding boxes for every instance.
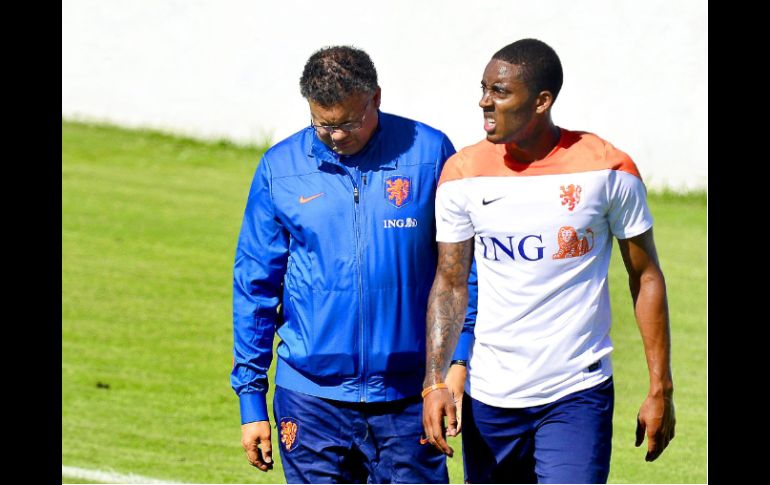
[232,111,475,424]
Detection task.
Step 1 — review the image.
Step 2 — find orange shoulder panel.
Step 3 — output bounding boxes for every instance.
[437,152,464,186]
[438,140,509,186]
[550,130,642,179]
[438,130,643,182]
[603,139,642,180]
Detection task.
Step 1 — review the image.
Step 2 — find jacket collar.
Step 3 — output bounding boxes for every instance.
[307,111,398,170]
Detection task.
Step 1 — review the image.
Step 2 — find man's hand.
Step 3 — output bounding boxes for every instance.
[241,421,273,471]
[422,388,457,457]
[445,364,467,434]
[635,393,676,462]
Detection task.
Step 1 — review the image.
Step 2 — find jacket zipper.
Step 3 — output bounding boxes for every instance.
[349,167,366,402]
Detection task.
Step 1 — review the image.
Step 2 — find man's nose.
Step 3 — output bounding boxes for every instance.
[479,90,493,109]
[330,129,349,141]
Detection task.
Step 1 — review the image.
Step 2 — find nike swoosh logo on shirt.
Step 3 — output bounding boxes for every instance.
[299,193,325,204]
[482,196,505,205]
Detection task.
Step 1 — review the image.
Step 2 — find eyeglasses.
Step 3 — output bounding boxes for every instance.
[311,97,372,134]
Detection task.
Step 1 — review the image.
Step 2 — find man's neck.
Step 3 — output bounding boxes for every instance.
[504,123,561,163]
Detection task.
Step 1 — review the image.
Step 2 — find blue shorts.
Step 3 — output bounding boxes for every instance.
[273,385,448,484]
[462,377,614,484]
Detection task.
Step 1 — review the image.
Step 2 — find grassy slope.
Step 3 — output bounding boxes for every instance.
[62,121,706,483]
[607,191,706,483]
[62,122,268,483]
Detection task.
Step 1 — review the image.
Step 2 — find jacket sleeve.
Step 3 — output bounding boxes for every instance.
[231,154,289,424]
[451,258,477,361]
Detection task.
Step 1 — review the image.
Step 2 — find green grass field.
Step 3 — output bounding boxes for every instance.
[62,120,707,483]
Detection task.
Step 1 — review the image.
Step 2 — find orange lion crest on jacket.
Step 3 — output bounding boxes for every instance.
[386,177,411,207]
[552,226,594,259]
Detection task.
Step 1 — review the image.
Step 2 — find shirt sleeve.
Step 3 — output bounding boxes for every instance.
[606,169,654,239]
[435,178,475,242]
[231,154,289,424]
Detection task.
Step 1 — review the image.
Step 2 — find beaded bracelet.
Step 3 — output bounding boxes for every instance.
[421,383,448,398]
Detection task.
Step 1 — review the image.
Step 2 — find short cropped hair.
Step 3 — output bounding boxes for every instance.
[299,46,378,106]
[492,39,563,101]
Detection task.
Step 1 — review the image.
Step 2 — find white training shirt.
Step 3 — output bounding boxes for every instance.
[435,128,653,408]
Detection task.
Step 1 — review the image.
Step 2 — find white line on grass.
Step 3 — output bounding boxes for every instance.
[62,465,184,484]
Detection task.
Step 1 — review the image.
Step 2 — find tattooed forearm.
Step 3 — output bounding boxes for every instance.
[424,238,474,387]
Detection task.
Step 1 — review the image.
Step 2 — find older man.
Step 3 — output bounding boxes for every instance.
[232,45,472,483]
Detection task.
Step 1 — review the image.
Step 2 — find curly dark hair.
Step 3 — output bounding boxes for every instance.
[492,39,563,101]
[299,46,378,106]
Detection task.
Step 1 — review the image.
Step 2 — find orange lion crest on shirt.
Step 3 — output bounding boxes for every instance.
[280,418,299,452]
[552,226,594,259]
[559,184,582,211]
[385,176,412,208]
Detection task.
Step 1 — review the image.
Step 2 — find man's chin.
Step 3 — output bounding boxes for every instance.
[485,133,505,145]
[333,144,361,155]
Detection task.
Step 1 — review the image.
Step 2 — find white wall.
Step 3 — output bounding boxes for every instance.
[62,0,707,191]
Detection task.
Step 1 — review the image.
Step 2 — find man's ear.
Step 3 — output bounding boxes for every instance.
[534,90,554,114]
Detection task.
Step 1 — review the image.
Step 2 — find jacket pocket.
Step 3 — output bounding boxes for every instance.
[279,289,359,378]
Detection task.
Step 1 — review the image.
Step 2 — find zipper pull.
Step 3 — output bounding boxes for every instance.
[354,186,359,203]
